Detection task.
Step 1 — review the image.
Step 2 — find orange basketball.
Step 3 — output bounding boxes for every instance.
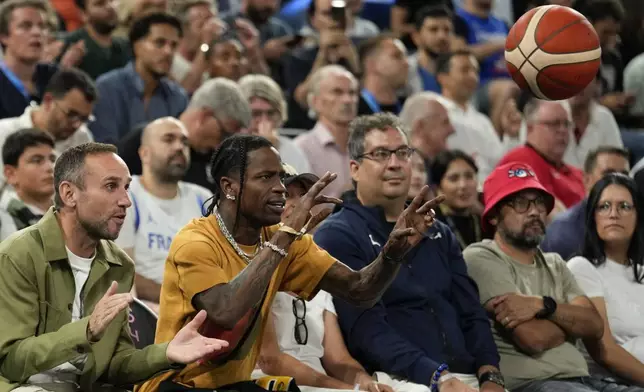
[505,5,601,101]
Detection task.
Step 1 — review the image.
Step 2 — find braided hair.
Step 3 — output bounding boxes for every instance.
[204,134,274,232]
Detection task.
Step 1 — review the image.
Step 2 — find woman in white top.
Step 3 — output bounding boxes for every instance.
[568,173,644,387]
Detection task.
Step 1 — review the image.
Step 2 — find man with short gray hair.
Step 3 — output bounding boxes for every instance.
[399,92,455,163]
[294,65,359,198]
[314,112,504,392]
[119,77,250,189]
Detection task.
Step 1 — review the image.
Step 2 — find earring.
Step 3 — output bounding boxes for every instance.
[226,194,236,201]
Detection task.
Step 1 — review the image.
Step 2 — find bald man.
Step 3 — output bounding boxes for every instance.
[115,117,212,312]
[400,93,455,163]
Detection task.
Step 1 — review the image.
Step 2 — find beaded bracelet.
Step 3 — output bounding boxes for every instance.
[263,241,288,257]
[430,363,449,392]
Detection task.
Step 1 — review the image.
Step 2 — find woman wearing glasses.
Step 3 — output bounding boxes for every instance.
[568,173,644,387]
[429,150,486,249]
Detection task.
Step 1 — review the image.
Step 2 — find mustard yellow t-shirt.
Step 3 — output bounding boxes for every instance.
[137,215,336,391]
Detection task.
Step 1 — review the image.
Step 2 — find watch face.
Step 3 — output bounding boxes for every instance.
[488,373,505,386]
[481,372,505,387]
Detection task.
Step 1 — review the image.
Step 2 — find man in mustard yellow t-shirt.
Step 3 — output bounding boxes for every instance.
[138,133,444,391]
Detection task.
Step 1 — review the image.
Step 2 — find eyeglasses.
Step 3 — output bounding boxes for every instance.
[292,298,308,345]
[507,195,548,214]
[55,102,94,124]
[596,201,635,217]
[358,147,414,163]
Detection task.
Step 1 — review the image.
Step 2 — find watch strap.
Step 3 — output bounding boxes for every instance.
[536,296,557,319]
[478,370,505,388]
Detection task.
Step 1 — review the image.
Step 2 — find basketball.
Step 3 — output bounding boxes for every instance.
[505,5,602,101]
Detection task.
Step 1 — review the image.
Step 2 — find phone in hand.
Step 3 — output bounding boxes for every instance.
[330,0,347,30]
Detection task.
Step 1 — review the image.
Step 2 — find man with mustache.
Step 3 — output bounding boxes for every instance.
[90,12,189,145]
[115,117,212,313]
[59,0,131,80]
[0,142,229,391]
[463,162,613,392]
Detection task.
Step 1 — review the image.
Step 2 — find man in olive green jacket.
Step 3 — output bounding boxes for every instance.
[0,142,229,392]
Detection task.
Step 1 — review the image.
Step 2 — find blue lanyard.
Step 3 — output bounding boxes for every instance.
[361,89,401,114]
[0,61,30,100]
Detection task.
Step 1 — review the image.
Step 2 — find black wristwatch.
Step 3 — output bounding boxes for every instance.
[478,371,505,388]
[535,296,557,319]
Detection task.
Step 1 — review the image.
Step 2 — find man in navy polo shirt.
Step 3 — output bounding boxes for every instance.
[314,112,505,392]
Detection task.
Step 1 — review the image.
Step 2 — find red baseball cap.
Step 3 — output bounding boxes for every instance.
[481,162,555,232]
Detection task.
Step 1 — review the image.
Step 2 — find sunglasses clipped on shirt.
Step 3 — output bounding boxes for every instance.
[292,297,308,345]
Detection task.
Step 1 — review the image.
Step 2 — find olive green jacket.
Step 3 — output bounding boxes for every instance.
[0,208,172,392]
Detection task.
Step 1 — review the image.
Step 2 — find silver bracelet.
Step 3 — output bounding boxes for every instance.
[263,241,288,258]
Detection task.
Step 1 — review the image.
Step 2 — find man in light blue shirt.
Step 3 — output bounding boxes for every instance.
[90,12,188,145]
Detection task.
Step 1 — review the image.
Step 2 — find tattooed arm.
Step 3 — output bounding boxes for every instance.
[317,256,402,308]
[319,190,444,308]
[547,296,604,340]
[193,231,295,329]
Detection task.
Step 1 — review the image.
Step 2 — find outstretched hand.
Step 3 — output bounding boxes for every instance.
[382,186,444,261]
[166,310,230,364]
[281,171,342,234]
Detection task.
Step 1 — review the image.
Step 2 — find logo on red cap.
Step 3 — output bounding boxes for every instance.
[507,165,535,179]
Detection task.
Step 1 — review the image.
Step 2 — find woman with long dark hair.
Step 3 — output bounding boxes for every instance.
[568,173,644,387]
[430,150,486,249]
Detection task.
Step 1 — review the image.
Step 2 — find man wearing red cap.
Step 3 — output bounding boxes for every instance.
[462,162,640,392]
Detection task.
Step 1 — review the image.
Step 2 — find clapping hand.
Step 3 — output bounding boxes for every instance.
[382,186,444,261]
[59,40,86,68]
[88,281,133,341]
[166,310,229,364]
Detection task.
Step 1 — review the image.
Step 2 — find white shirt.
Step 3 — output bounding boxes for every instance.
[170,53,208,85]
[270,291,336,374]
[0,104,94,187]
[438,96,516,185]
[27,247,93,384]
[115,176,212,284]
[279,136,311,175]
[563,102,623,169]
[568,256,644,365]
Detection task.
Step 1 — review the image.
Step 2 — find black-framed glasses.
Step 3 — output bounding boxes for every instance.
[507,195,548,213]
[292,298,308,345]
[55,101,94,125]
[596,201,635,217]
[358,146,415,163]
